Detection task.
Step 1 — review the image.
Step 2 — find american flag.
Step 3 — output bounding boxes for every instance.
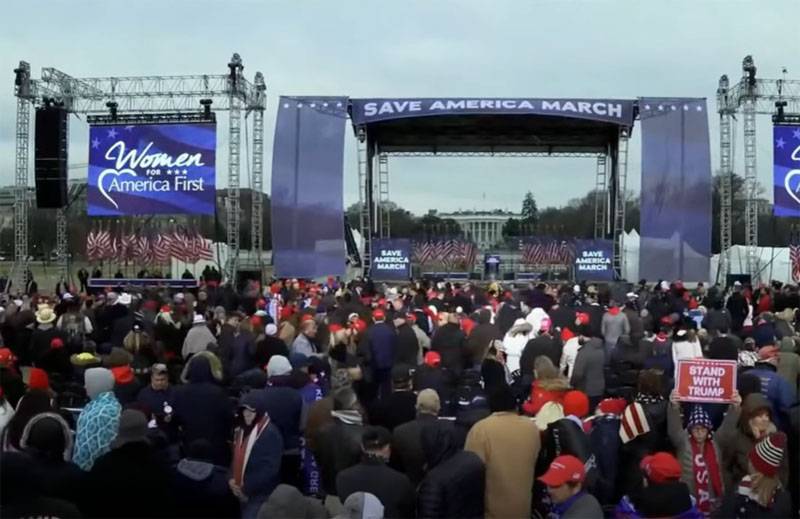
[522,238,576,265]
[791,242,800,282]
[153,233,171,264]
[412,239,477,268]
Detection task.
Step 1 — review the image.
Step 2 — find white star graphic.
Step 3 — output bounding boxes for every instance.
[91,138,100,149]
[107,128,118,139]
[793,129,800,140]
[696,106,703,111]
[776,138,786,149]
[644,105,651,110]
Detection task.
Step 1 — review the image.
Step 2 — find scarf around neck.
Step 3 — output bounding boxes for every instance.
[690,437,722,514]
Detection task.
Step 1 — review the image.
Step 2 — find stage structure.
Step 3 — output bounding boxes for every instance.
[271,96,713,282]
[12,54,266,289]
[717,55,800,282]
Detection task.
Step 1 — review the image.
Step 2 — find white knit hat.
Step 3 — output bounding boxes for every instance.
[266,355,292,378]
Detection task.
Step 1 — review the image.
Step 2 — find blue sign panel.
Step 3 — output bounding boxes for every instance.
[88,123,216,216]
[774,124,800,217]
[574,239,614,281]
[371,239,411,280]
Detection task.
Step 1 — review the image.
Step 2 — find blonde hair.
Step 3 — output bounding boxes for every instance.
[534,355,558,380]
[748,462,782,507]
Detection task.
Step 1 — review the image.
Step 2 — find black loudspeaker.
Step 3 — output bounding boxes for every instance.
[34,106,68,208]
[726,274,751,289]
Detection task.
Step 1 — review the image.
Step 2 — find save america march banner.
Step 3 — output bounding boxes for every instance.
[88,123,216,216]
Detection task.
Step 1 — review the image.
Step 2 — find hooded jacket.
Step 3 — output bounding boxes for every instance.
[520,333,561,376]
[20,412,86,503]
[716,393,787,489]
[172,355,233,465]
[417,420,485,519]
[336,456,416,519]
[502,319,532,374]
[311,410,364,496]
[431,323,467,374]
[73,390,121,471]
[181,322,216,359]
[666,404,724,502]
[570,338,605,397]
[171,456,239,518]
[522,376,571,416]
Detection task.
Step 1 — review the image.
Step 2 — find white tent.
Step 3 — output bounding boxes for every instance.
[710,245,793,284]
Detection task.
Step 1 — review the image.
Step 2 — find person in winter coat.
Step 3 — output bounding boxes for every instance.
[171,353,233,466]
[229,319,258,378]
[171,439,240,519]
[85,409,176,518]
[394,314,420,367]
[0,451,81,519]
[417,418,485,519]
[501,318,532,374]
[104,347,142,406]
[413,351,457,411]
[520,318,561,376]
[431,312,468,376]
[716,392,788,490]
[615,451,701,518]
[363,309,398,398]
[601,302,630,359]
[73,367,121,471]
[495,294,523,336]
[391,389,441,486]
[774,308,795,340]
[230,392,284,519]
[465,385,540,519]
[538,454,603,519]
[257,484,327,519]
[522,355,571,416]
[253,355,303,488]
[643,325,675,386]
[368,365,417,432]
[717,432,793,519]
[311,387,365,506]
[182,314,217,359]
[2,388,54,451]
[727,284,749,334]
[570,327,605,410]
[671,328,703,376]
[465,308,501,368]
[19,411,86,503]
[336,426,415,519]
[702,299,733,337]
[667,394,725,515]
[745,346,797,429]
[777,336,800,396]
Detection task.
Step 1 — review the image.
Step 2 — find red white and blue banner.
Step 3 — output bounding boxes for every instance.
[412,239,478,269]
[88,123,216,216]
[774,125,800,217]
[350,98,636,127]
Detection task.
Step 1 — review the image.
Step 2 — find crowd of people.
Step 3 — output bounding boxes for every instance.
[0,276,798,518]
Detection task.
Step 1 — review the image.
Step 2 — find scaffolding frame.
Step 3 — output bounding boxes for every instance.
[717,55,800,282]
[12,53,266,291]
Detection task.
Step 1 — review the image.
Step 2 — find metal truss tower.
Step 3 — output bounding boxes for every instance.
[12,54,266,291]
[377,154,391,239]
[593,155,608,239]
[717,55,800,282]
[249,72,267,268]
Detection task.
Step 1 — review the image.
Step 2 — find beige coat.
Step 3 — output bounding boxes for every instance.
[465,411,540,519]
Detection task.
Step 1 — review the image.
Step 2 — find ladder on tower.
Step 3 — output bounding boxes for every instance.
[593,155,608,239]
[613,132,629,277]
[357,137,371,268]
[377,154,390,239]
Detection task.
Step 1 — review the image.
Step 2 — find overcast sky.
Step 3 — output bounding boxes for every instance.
[1,0,798,214]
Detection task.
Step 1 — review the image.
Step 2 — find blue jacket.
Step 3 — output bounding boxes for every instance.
[366,322,397,370]
[240,421,284,519]
[230,331,256,377]
[255,383,303,451]
[747,365,796,428]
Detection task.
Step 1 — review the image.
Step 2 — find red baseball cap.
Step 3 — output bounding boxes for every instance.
[329,323,344,333]
[0,348,16,366]
[424,351,441,367]
[373,309,386,321]
[351,319,367,335]
[300,314,314,323]
[538,455,586,487]
[640,452,682,483]
[26,367,50,391]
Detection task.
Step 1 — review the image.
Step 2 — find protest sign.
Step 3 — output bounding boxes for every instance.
[675,359,737,403]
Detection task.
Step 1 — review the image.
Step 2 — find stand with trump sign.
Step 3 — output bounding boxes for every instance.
[675,359,737,403]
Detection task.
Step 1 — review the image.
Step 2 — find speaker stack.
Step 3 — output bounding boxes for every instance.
[34,104,68,208]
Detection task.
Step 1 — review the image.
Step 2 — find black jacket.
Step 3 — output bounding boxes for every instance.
[84,441,175,518]
[431,323,466,374]
[520,335,560,376]
[336,458,416,519]
[171,357,234,466]
[311,415,364,496]
[716,488,793,519]
[395,323,420,366]
[390,414,439,485]
[413,365,457,410]
[368,390,417,432]
[170,458,240,519]
[417,419,484,519]
[465,312,501,366]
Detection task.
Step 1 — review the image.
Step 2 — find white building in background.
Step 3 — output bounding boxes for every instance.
[439,210,521,249]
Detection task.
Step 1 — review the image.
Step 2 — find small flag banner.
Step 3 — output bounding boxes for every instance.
[520,238,576,265]
[790,241,800,282]
[86,227,213,264]
[412,239,478,269]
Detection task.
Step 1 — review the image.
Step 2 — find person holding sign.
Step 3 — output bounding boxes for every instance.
[667,391,725,515]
